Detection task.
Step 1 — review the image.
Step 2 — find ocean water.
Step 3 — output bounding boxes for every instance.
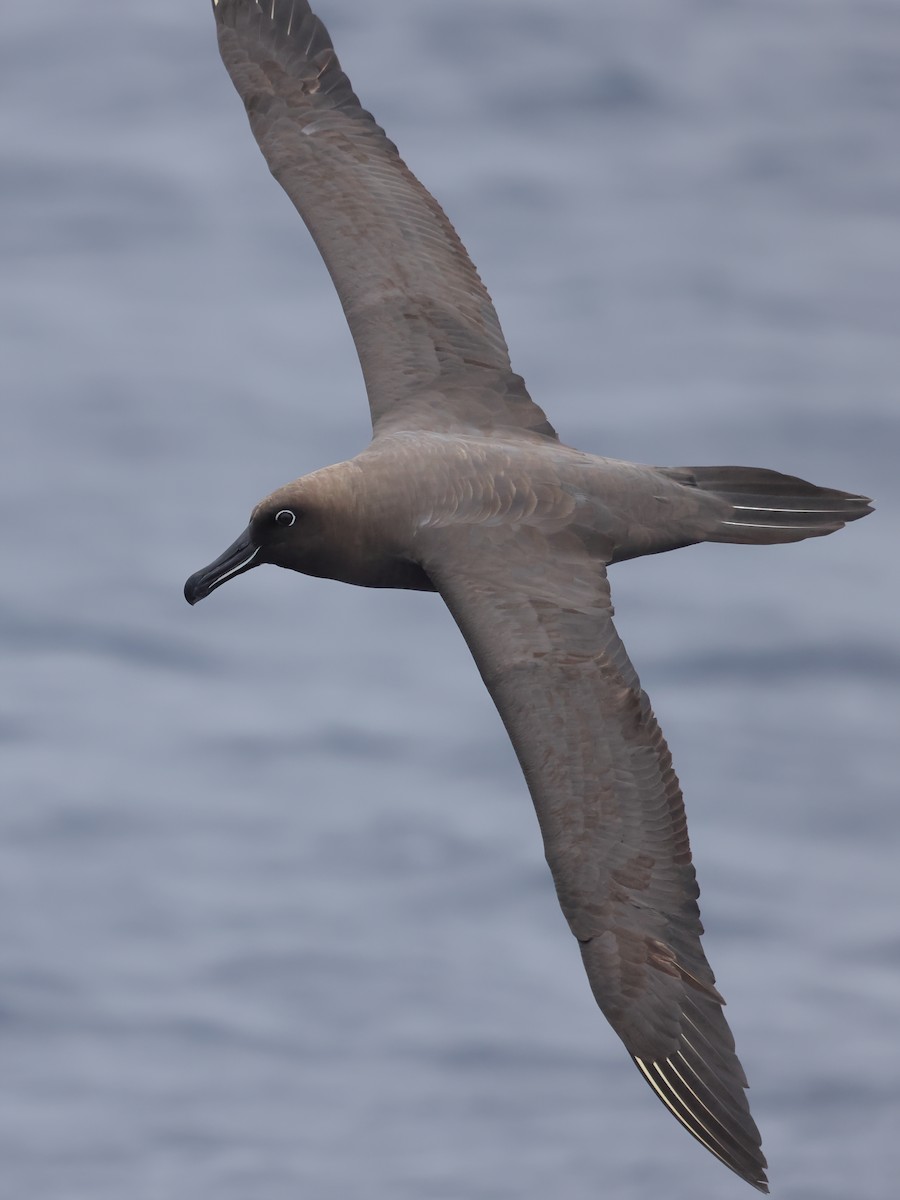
[2,2,899,1198]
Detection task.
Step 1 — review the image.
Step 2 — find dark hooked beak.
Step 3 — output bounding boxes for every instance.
[184,527,260,605]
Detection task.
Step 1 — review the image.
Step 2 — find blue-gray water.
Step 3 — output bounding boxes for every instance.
[3,2,899,1197]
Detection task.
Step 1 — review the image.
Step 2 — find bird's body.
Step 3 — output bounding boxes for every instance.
[185,2,873,1191]
[239,435,711,585]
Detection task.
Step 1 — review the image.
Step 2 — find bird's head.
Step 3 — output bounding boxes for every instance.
[183,484,323,604]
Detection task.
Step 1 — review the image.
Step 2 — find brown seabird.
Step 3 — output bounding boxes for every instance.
[185,2,873,1190]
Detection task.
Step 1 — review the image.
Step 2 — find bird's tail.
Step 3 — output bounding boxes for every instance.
[666,465,873,545]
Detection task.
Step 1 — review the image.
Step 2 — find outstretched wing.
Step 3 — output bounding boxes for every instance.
[421,524,768,1192]
[212,0,556,440]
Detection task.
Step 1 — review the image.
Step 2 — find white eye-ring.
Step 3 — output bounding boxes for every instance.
[274,509,296,527]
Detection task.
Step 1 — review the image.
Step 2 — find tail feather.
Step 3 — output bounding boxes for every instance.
[672,465,873,545]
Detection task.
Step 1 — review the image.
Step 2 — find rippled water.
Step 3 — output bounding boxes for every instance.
[3,2,899,1198]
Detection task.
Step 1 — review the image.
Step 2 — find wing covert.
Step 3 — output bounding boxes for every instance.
[422,526,768,1191]
[212,0,556,440]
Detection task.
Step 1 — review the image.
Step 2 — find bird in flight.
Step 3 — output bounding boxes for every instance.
[186,2,872,1190]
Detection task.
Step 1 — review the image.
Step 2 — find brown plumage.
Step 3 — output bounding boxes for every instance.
[185,3,873,1190]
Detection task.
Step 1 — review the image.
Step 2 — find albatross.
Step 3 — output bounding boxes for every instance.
[185,2,872,1190]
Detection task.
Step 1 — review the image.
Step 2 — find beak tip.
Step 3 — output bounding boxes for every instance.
[183,571,205,606]
[184,528,259,607]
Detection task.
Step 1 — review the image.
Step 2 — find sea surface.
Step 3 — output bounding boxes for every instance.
[2,2,899,1198]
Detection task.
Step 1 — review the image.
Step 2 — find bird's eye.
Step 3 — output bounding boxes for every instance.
[274,509,296,527]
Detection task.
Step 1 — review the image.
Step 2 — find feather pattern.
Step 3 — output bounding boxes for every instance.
[192,5,874,1192]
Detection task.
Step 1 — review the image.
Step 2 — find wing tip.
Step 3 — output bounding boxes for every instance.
[633,1053,769,1192]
